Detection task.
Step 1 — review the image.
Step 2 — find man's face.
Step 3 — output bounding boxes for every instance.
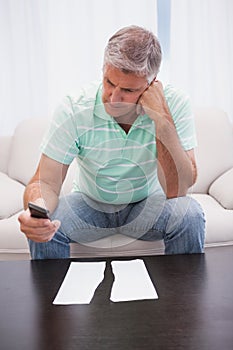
[102,64,148,119]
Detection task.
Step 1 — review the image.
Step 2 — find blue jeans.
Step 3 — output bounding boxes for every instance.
[28,192,205,259]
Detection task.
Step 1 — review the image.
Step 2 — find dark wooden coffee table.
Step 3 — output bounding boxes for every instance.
[1,246,233,350]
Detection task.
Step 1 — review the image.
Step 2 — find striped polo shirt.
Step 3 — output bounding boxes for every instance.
[40,81,197,204]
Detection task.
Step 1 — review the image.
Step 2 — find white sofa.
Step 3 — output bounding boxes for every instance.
[0,108,233,260]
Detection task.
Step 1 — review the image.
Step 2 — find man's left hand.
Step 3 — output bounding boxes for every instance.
[138,80,171,123]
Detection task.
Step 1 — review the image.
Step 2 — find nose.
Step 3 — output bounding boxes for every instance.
[110,87,123,103]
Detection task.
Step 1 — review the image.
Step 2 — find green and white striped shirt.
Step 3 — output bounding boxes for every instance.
[41,81,197,204]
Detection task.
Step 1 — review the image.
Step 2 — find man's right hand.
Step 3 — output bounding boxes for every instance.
[18,209,61,243]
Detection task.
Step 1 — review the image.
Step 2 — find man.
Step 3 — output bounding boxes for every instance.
[18,25,205,259]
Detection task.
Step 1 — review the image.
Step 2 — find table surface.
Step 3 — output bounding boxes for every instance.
[1,246,233,350]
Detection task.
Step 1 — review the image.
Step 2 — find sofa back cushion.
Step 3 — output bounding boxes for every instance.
[8,118,49,185]
[192,108,233,193]
[0,135,11,174]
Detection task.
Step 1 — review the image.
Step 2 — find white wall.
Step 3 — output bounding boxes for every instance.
[0,0,157,136]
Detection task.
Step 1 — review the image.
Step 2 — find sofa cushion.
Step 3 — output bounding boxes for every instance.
[191,193,233,244]
[208,168,233,210]
[192,108,233,193]
[70,236,165,258]
[0,173,25,219]
[8,118,49,186]
[0,212,29,250]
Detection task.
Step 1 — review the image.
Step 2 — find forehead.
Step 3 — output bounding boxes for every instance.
[103,64,147,89]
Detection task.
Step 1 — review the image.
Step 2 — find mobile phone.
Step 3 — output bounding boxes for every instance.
[28,202,50,220]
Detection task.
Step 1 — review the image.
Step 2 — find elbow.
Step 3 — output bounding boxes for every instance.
[159,171,197,199]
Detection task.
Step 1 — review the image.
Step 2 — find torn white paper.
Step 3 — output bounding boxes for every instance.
[110,259,158,302]
[53,261,106,305]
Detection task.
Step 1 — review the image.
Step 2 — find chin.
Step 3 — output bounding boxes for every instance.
[104,103,135,118]
[105,107,125,118]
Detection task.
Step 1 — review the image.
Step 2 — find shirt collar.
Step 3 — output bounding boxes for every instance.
[94,83,113,121]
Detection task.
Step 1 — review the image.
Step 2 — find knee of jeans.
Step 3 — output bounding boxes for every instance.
[166,196,205,232]
[186,197,205,222]
[187,197,206,234]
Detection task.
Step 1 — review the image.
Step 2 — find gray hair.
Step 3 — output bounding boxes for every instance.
[103,25,162,83]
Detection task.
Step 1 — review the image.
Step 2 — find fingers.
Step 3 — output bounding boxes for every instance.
[18,210,61,243]
[137,80,166,120]
[136,80,160,116]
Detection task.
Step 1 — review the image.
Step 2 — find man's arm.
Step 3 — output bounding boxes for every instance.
[139,81,197,198]
[18,154,69,242]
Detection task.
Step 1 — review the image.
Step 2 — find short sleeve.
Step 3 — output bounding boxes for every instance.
[40,96,78,165]
[164,85,197,151]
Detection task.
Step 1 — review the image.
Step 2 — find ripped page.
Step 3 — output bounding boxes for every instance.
[53,261,106,305]
[110,259,158,302]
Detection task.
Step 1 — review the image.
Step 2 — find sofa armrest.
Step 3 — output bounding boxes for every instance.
[209,167,233,209]
[0,136,12,174]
